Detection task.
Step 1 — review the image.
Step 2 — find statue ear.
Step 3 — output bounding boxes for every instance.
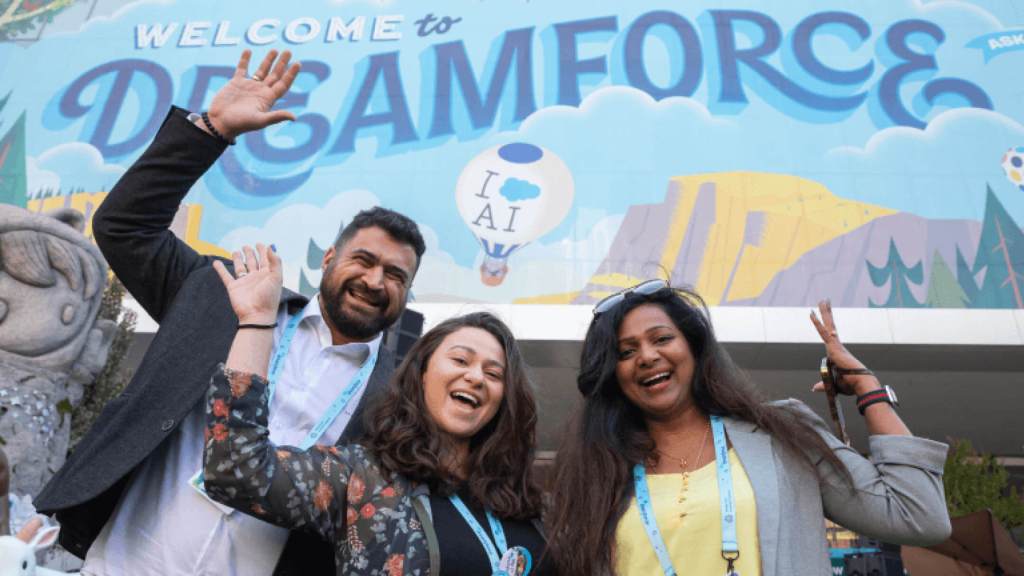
[71,318,117,383]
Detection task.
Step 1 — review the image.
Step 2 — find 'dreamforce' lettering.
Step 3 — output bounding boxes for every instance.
[878,19,992,128]
[62,8,993,202]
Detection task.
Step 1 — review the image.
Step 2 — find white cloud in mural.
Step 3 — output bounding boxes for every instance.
[823,107,1024,220]
[521,87,734,132]
[35,0,174,38]
[829,107,1024,160]
[911,0,1003,28]
[218,188,381,291]
[30,142,125,195]
[26,157,60,198]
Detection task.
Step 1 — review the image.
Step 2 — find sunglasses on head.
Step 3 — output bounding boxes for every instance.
[592,279,668,316]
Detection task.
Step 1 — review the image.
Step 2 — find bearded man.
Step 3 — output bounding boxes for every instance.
[36,50,425,576]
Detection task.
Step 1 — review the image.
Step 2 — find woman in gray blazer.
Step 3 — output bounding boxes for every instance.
[546,281,951,576]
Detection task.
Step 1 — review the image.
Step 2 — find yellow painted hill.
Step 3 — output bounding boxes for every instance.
[28,192,231,259]
[519,172,896,306]
[659,172,895,304]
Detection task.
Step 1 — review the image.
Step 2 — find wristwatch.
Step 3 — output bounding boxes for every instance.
[856,385,898,414]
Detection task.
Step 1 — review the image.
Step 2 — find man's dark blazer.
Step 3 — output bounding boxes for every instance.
[35,107,395,575]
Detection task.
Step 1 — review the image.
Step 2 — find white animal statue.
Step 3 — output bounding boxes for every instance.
[0,517,77,575]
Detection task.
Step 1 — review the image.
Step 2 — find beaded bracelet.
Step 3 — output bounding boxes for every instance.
[201,111,235,145]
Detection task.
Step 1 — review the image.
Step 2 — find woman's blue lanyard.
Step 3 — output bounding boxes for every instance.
[266,312,378,450]
[632,415,740,576]
[448,493,509,573]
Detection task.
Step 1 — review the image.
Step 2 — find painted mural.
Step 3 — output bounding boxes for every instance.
[2,0,1023,308]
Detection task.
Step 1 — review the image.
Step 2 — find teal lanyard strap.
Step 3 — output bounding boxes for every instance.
[449,494,508,572]
[632,415,739,576]
[711,416,739,563]
[266,312,378,450]
[266,312,303,409]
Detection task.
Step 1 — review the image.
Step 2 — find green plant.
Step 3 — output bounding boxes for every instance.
[69,275,136,451]
[944,438,1024,529]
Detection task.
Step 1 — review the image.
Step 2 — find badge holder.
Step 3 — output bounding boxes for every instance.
[497,545,532,576]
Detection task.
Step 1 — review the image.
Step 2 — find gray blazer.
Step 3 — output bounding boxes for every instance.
[724,399,951,575]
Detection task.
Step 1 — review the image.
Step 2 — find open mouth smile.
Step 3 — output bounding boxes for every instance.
[347,288,385,309]
[450,390,482,409]
[639,372,671,387]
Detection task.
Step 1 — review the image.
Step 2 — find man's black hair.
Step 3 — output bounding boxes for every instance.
[335,207,426,262]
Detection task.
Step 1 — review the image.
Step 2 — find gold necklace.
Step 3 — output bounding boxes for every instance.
[656,423,710,519]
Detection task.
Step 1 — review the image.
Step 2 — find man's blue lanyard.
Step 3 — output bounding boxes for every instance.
[632,415,740,576]
[266,312,378,450]
[449,493,509,573]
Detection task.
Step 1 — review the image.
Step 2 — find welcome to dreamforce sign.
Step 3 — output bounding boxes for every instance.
[3,0,1023,308]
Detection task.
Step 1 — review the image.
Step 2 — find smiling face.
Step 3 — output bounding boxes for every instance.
[615,303,697,421]
[319,226,419,342]
[422,327,507,445]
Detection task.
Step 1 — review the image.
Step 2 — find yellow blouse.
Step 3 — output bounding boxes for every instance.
[614,448,761,576]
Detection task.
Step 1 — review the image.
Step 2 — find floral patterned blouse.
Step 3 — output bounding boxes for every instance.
[204,366,432,575]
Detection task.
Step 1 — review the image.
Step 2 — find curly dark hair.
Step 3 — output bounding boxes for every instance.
[545,286,852,575]
[364,312,542,519]
[335,207,426,266]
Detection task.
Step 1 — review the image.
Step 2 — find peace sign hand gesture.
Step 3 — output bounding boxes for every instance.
[809,299,879,396]
[205,50,302,141]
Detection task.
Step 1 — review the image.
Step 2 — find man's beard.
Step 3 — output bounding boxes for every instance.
[321,277,398,341]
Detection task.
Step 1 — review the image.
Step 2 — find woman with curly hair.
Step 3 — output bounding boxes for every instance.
[201,243,551,575]
[545,280,951,576]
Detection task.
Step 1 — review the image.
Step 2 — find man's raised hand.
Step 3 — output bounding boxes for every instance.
[213,243,283,326]
[204,50,301,141]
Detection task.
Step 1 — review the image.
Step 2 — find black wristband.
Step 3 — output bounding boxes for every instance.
[238,322,277,330]
[201,111,235,145]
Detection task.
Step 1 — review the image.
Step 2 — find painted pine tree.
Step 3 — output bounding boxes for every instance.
[971,186,1024,308]
[955,245,979,306]
[299,237,328,297]
[0,104,27,207]
[925,251,969,308]
[868,238,924,307]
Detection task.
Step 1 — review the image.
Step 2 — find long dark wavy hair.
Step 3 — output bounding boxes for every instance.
[545,287,852,575]
[364,312,542,519]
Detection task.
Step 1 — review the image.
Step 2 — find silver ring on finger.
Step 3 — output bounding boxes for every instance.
[237,271,249,278]
[250,74,263,81]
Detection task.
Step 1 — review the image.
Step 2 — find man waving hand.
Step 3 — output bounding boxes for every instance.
[37,50,425,576]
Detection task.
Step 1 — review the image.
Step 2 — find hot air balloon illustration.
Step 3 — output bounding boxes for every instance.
[1002,146,1024,191]
[455,142,574,286]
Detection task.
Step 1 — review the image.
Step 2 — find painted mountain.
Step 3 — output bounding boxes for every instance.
[571,173,1023,309]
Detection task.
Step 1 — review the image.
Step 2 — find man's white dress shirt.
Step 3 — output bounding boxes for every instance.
[82,295,382,576]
